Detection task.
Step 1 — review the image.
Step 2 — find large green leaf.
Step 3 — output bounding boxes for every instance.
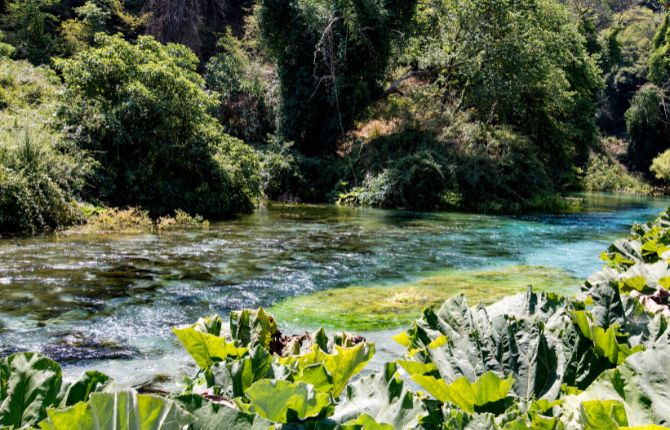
[578,400,628,430]
[332,363,427,429]
[208,345,274,397]
[0,353,62,428]
[38,391,194,430]
[399,366,514,414]
[173,326,248,370]
[174,394,271,430]
[58,371,111,408]
[245,380,331,423]
[278,342,375,397]
[571,311,643,365]
[396,290,607,401]
[192,315,223,337]
[229,308,278,350]
[340,414,394,430]
[561,345,670,427]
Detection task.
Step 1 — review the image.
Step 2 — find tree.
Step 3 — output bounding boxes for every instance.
[3,0,59,64]
[60,1,112,53]
[56,34,261,218]
[625,83,669,171]
[257,0,417,156]
[624,13,670,173]
[205,31,275,145]
[404,0,603,181]
[597,7,660,135]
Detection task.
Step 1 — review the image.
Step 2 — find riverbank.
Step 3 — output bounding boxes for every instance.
[1,193,669,387]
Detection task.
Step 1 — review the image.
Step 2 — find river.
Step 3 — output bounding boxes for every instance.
[0,192,668,385]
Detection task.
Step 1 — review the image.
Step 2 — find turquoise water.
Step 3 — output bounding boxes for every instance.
[0,192,668,384]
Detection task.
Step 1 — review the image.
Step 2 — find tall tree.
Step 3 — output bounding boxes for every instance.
[257,0,417,156]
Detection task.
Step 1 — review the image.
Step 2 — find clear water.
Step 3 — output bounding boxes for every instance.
[0,192,668,385]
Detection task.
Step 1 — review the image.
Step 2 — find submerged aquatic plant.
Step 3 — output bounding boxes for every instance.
[269,265,579,330]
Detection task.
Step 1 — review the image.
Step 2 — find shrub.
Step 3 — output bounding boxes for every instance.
[71,207,209,233]
[583,152,652,194]
[205,31,275,145]
[452,123,556,213]
[258,136,304,201]
[651,149,670,182]
[74,207,152,233]
[157,209,209,231]
[625,83,670,172]
[0,58,89,235]
[56,34,262,219]
[338,149,455,211]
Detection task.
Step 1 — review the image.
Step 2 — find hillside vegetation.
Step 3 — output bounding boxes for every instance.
[2,0,670,233]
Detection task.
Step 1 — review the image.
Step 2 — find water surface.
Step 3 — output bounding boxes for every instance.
[0,192,667,384]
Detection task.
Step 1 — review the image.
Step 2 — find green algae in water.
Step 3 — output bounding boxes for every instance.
[269,265,580,331]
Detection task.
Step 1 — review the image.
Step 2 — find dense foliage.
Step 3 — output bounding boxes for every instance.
[2,0,670,231]
[0,57,90,234]
[256,0,416,156]
[4,209,670,428]
[56,34,261,218]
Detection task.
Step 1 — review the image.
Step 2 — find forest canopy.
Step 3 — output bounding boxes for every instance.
[1,0,670,233]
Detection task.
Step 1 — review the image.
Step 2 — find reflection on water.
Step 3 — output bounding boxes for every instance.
[0,192,668,384]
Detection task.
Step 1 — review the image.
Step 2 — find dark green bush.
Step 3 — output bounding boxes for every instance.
[257,0,417,155]
[625,83,670,172]
[258,137,304,201]
[205,32,275,146]
[56,34,262,218]
[453,124,555,213]
[339,149,454,210]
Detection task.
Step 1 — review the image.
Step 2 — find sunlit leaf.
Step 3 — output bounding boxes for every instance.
[173,327,248,370]
[245,380,331,424]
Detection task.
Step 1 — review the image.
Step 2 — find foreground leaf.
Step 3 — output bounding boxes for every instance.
[173,327,248,370]
[245,380,331,423]
[175,394,271,430]
[58,371,111,407]
[278,342,374,398]
[332,363,427,429]
[561,345,670,427]
[405,370,514,413]
[39,390,193,430]
[0,352,62,428]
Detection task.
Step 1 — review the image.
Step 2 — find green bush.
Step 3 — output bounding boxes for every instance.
[339,149,455,211]
[650,149,670,182]
[625,83,670,172]
[257,0,417,155]
[56,34,262,219]
[583,152,652,194]
[0,58,89,234]
[452,123,557,213]
[205,31,275,146]
[258,136,304,201]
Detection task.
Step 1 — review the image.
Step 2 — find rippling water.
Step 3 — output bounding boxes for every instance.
[0,192,668,384]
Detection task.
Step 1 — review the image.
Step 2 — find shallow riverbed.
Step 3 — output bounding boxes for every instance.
[0,192,668,385]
